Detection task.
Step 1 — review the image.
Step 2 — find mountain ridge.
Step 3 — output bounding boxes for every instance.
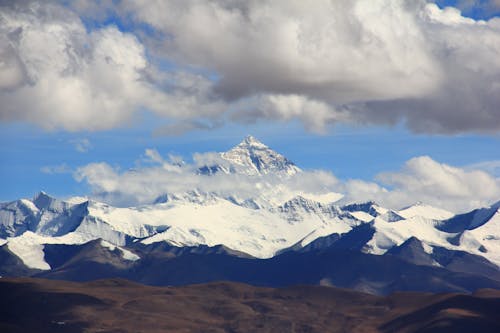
[1,136,499,294]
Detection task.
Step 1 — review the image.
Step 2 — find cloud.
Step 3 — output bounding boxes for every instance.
[232,94,351,133]
[152,119,223,137]
[465,160,500,176]
[340,156,500,212]
[74,149,339,207]
[0,1,224,131]
[116,0,500,134]
[70,138,92,153]
[41,163,71,174]
[1,1,500,134]
[75,147,500,212]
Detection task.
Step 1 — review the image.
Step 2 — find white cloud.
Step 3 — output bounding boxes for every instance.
[74,148,500,212]
[74,149,339,207]
[340,156,500,212]
[143,148,164,164]
[116,0,500,134]
[232,94,351,133]
[41,163,71,174]
[465,160,500,177]
[2,1,500,134]
[0,1,224,131]
[70,138,92,153]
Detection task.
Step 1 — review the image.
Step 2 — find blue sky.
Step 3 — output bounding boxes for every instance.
[0,0,499,211]
[2,119,498,202]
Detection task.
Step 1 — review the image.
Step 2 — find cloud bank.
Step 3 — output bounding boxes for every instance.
[1,1,500,134]
[340,156,500,211]
[74,148,340,207]
[0,1,223,131]
[75,148,500,213]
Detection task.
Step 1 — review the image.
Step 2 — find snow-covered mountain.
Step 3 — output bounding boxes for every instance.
[1,136,499,287]
[198,135,300,176]
[221,135,301,176]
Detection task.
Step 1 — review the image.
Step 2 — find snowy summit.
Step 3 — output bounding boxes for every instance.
[220,135,301,176]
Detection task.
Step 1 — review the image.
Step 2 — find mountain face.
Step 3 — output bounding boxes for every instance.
[1,136,500,294]
[196,135,300,177]
[218,135,301,176]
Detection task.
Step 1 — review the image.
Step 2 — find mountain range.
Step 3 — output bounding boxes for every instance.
[1,136,499,295]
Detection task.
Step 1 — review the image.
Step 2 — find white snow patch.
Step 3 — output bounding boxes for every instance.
[465,210,500,266]
[349,211,374,222]
[6,232,50,270]
[397,203,454,220]
[299,222,354,247]
[421,242,434,254]
[137,200,353,258]
[300,192,343,205]
[364,216,457,256]
[65,196,89,204]
[19,199,40,213]
[100,240,140,261]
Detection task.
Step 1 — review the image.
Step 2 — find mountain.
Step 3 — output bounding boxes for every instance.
[198,135,301,176]
[1,136,500,294]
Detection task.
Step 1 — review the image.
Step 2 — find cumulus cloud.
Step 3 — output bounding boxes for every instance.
[74,147,500,212]
[232,94,352,133]
[74,148,340,207]
[1,0,500,134]
[465,160,500,176]
[340,156,500,211]
[116,0,500,134]
[0,1,224,131]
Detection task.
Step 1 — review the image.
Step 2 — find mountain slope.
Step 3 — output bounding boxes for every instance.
[15,240,498,295]
[218,135,301,176]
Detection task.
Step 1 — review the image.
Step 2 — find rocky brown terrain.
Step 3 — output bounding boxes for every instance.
[1,277,499,333]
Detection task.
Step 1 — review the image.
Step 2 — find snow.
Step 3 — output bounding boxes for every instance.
[75,215,129,246]
[348,211,375,222]
[397,203,454,220]
[300,192,343,205]
[7,232,51,270]
[65,196,89,204]
[4,228,109,270]
[421,242,434,254]
[19,199,40,213]
[138,199,350,258]
[363,216,458,256]
[3,187,500,268]
[220,135,301,176]
[100,240,140,261]
[299,222,354,247]
[464,209,500,265]
[1,136,500,270]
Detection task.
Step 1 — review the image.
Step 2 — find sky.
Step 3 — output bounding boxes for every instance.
[0,0,499,212]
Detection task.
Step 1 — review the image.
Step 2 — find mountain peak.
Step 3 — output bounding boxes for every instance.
[33,191,54,209]
[239,135,267,148]
[221,136,301,176]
